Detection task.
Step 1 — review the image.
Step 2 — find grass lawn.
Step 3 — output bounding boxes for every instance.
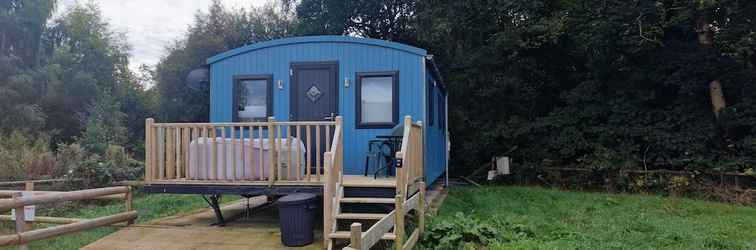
[421,186,756,250]
[1,190,211,250]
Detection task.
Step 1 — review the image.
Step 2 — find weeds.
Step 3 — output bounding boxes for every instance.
[421,186,756,249]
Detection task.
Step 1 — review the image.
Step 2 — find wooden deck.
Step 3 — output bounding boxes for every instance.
[142,116,426,250]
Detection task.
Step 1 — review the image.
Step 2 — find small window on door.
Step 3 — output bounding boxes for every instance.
[356,71,399,128]
[234,75,273,122]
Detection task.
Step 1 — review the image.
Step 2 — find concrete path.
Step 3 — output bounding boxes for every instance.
[83,197,323,250]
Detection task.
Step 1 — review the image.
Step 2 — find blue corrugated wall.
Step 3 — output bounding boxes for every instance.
[208,36,447,184]
[424,72,448,184]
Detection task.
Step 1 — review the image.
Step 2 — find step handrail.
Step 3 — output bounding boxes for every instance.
[395,116,424,198]
[323,116,343,248]
[344,182,426,250]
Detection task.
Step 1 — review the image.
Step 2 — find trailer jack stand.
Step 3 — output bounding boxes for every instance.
[202,194,225,226]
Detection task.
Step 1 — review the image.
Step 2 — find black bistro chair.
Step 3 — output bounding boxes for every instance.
[363,123,404,178]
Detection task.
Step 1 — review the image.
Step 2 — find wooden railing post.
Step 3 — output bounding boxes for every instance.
[12,192,28,250]
[125,186,134,225]
[403,116,413,197]
[335,116,343,174]
[417,121,424,183]
[323,152,333,248]
[350,222,362,250]
[24,182,33,233]
[145,118,154,182]
[395,151,404,198]
[394,194,405,250]
[267,117,276,186]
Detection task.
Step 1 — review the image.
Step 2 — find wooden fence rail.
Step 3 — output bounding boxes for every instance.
[0,187,130,210]
[0,179,80,187]
[0,186,135,249]
[0,191,124,201]
[0,211,137,246]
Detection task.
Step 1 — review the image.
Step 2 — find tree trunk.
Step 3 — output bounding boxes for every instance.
[696,16,726,118]
[695,16,713,47]
[709,80,726,118]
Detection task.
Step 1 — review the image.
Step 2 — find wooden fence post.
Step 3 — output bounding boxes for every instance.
[12,192,28,250]
[125,186,134,225]
[394,194,404,250]
[24,182,34,233]
[350,222,362,250]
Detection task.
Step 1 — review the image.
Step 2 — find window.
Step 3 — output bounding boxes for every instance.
[233,75,273,122]
[427,78,434,127]
[356,71,399,128]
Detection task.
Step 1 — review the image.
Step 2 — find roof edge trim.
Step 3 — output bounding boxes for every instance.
[207,35,427,64]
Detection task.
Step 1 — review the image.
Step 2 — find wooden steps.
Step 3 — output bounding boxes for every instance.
[340,197,394,204]
[335,213,388,220]
[329,231,396,240]
[342,175,396,188]
[327,175,399,249]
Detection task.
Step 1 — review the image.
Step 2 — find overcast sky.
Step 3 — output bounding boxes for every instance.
[57,0,268,71]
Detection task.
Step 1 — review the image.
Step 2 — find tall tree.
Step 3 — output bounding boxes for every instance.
[0,0,58,133]
[414,0,755,172]
[38,3,133,146]
[155,0,295,122]
[294,0,417,42]
[0,0,57,66]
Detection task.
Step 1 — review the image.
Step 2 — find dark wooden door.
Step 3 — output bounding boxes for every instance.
[291,61,338,120]
[290,62,338,173]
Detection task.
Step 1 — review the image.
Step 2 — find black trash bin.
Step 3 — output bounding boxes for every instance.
[278,193,317,247]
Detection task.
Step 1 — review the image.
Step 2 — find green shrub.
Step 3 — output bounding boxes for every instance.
[102,145,144,181]
[0,131,61,180]
[62,144,143,188]
[419,213,540,249]
[419,213,502,249]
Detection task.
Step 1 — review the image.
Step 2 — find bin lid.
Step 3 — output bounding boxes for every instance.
[278,193,317,205]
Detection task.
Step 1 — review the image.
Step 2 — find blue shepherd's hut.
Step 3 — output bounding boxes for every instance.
[143,36,448,247]
[206,36,448,184]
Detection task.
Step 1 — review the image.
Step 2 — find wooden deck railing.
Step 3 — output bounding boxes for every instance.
[144,118,338,184]
[323,116,343,248]
[396,116,424,198]
[339,115,425,250]
[0,186,135,249]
